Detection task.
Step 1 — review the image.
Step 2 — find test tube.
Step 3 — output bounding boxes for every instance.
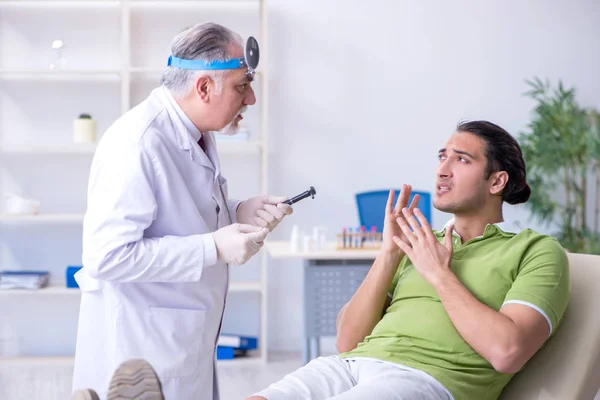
[370,226,377,248]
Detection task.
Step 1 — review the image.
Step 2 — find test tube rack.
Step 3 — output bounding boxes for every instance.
[336,231,383,250]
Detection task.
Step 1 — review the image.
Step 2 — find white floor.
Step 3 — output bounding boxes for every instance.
[2,353,600,400]
[0,352,304,400]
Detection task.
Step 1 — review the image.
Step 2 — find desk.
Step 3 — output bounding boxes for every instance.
[265,241,379,364]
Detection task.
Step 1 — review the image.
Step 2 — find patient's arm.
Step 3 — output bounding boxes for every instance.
[434,237,569,374]
[335,252,399,353]
[336,187,418,353]
[435,275,550,374]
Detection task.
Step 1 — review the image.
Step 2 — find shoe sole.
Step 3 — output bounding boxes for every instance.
[70,390,100,400]
[107,359,164,400]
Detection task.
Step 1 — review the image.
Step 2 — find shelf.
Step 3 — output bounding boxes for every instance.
[0,1,120,8]
[0,69,121,82]
[0,285,80,296]
[0,356,76,366]
[0,283,256,295]
[0,214,84,224]
[0,352,263,366]
[129,1,259,10]
[229,281,261,293]
[0,143,97,154]
[0,141,259,155]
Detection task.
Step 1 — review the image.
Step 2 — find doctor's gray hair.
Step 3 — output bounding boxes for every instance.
[161,22,243,97]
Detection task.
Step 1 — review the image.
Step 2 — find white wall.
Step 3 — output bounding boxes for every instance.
[1,0,599,358]
[262,0,600,353]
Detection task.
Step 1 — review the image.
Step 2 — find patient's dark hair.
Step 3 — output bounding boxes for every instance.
[456,120,531,205]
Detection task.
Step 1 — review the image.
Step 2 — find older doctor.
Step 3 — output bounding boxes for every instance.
[70,22,292,400]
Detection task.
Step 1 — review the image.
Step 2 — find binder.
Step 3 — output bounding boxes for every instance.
[216,346,249,360]
[0,270,50,290]
[216,334,258,360]
[218,334,258,350]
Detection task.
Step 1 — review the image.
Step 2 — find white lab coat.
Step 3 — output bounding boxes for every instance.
[72,86,240,400]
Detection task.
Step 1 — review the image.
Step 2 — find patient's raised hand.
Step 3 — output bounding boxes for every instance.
[381,185,419,262]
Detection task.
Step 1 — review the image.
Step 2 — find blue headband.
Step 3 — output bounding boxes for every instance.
[166,55,249,71]
[167,36,259,80]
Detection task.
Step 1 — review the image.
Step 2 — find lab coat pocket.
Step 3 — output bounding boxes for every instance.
[145,306,207,378]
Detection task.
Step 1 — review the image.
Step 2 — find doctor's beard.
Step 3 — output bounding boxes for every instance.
[217,106,248,136]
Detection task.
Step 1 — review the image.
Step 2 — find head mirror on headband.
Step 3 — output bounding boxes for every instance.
[167,36,260,81]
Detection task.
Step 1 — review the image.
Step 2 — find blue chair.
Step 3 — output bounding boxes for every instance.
[355,190,432,232]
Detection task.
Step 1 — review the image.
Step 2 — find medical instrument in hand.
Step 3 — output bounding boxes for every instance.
[167,36,260,81]
[283,186,316,205]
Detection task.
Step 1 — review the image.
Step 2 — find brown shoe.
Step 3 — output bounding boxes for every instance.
[107,359,164,400]
[70,389,100,400]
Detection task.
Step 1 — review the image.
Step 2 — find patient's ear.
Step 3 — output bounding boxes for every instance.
[489,171,509,196]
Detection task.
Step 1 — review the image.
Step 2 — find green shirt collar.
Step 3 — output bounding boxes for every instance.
[437,218,516,239]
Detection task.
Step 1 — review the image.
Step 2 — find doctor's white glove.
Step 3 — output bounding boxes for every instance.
[236,195,293,231]
[212,223,269,266]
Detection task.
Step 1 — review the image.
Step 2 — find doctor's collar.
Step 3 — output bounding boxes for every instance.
[167,36,259,81]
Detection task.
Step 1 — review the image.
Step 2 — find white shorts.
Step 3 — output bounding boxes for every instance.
[252,356,454,400]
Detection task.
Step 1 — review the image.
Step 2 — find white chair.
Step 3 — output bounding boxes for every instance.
[499,252,600,400]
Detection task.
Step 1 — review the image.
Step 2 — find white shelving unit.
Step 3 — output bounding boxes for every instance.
[0,280,261,295]
[0,0,270,364]
[0,141,261,155]
[0,214,85,223]
[0,285,81,296]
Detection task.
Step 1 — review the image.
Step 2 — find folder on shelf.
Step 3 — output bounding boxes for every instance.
[217,346,250,360]
[216,334,258,360]
[66,265,83,288]
[0,270,50,290]
[218,334,258,350]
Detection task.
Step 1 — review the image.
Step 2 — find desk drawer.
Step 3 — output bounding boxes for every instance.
[305,261,371,336]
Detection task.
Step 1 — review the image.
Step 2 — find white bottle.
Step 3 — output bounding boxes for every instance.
[302,234,312,252]
[290,225,300,253]
[73,113,97,143]
[311,226,327,251]
[312,227,321,251]
[319,232,327,249]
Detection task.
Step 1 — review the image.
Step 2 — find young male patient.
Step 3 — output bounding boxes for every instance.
[247,120,570,400]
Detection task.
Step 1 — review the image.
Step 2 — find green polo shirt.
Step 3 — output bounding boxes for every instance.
[340,224,570,400]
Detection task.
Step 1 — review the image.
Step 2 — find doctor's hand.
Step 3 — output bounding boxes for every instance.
[236,195,293,231]
[213,223,269,266]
